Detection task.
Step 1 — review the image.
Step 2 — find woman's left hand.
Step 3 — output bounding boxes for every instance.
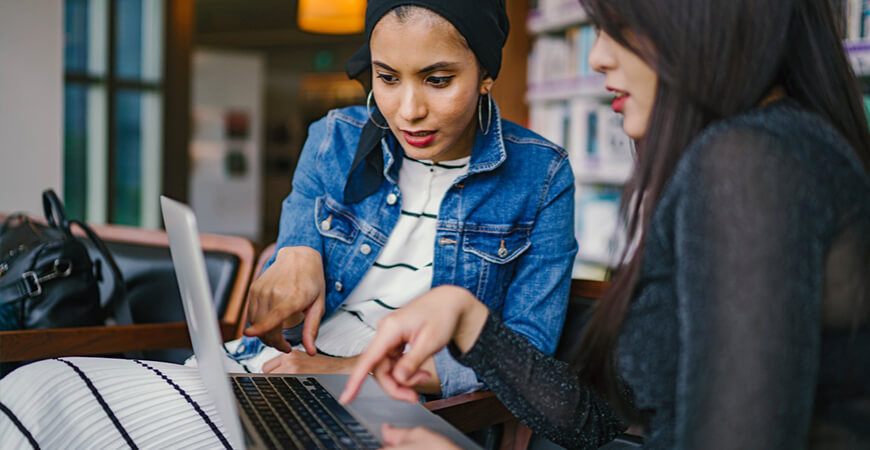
[380,424,459,450]
[262,352,357,374]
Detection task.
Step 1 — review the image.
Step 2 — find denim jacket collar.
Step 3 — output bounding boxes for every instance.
[344,102,508,204]
[383,103,509,179]
[466,102,507,176]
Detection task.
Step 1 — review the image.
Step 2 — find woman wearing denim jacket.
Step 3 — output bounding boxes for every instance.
[241,0,577,399]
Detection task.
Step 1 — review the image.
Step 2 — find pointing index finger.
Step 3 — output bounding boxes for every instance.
[340,329,407,404]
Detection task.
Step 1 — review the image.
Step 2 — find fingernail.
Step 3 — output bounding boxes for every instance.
[394,366,408,381]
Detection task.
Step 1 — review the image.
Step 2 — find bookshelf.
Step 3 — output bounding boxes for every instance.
[526,74,606,103]
[847,39,870,76]
[526,1,587,34]
[526,0,627,279]
[525,1,870,280]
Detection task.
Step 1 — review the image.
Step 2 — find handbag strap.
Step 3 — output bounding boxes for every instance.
[67,221,141,358]
[68,219,133,326]
[42,189,72,236]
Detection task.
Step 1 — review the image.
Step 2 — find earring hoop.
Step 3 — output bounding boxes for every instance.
[366,91,390,130]
[478,92,493,135]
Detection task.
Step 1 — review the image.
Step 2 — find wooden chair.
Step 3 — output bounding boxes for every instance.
[0,222,255,365]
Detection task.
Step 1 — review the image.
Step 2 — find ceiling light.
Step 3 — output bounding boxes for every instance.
[298,0,365,35]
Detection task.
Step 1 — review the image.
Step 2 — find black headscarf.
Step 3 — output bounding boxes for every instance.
[346,0,510,82]
[342,0,509,204]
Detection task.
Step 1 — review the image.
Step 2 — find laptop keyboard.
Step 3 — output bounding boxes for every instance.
[232,376,380,449]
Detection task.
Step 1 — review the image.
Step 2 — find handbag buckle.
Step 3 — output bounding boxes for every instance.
[20,260,73,298]
[40,259,73,283]
[21,271,42,298]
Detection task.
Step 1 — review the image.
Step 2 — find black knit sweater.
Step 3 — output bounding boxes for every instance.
[454,99,870,449]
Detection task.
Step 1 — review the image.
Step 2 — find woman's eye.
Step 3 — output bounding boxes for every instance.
[427,75,454,87]
[377,73,398,84]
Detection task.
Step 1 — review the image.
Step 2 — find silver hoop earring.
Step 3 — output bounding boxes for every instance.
[366,91,390,130]
[478,92,493,135]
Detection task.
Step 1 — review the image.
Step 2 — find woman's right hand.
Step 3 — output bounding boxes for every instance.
[243,246,325,355]
[340,285,489,404]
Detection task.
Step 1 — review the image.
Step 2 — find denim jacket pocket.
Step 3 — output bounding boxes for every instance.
[462,224,532,264]
[315,196,360,244]
[460,224,532,304]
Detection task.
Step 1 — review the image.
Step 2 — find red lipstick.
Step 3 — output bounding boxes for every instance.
[403,130,437,148]
[612,95,628,113]
[607,87,629,113]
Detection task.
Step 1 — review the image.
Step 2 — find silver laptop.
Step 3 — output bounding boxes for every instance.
[160,196,480,449]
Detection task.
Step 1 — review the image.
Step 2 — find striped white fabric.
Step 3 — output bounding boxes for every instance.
[0,357,231,449]
[314,155,469,358]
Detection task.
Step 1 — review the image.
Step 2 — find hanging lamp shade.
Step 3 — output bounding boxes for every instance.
[297,0,366,35]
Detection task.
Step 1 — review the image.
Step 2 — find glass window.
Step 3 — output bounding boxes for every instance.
[63,0,163,228]
[115,0,162,82]
[64,0,106,76]
[113,90,143,225]
[115,0,143,80]
[64,0,90,73]
[64,84,89,220]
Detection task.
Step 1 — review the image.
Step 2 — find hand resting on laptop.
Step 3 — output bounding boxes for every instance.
[243,245,325,355]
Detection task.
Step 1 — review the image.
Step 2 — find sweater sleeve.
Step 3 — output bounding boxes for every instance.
[453,313,625,449]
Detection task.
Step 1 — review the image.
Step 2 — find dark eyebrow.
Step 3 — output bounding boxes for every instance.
[373,61,398,72]
[372,61,458,75]
[418,62,456,74]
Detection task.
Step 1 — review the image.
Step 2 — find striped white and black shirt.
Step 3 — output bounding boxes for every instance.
[314,155,470,358]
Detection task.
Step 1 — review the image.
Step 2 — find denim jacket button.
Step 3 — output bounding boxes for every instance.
[334,281,344,292]
[386,193,398,205]
[498,247,509,258]
[360,244,372,255]
[320,219,332,231]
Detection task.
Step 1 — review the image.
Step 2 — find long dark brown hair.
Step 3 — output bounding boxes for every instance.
[573,0,870,416]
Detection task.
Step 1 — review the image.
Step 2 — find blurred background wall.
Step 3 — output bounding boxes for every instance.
[0,1,63,217]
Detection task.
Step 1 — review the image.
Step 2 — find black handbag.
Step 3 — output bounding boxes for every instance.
[0,190,130,332]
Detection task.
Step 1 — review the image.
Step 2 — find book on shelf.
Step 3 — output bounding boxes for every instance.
[836,0,870,40]
[531,99,632,183]
[528,0,587,34]
[567,100,633,184]
[527,24,598,88]
[574,185,622,271]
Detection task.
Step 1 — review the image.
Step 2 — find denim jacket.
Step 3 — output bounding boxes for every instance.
[267,104,577,397]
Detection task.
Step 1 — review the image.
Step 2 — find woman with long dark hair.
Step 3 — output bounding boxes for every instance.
[342,0,870,448]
